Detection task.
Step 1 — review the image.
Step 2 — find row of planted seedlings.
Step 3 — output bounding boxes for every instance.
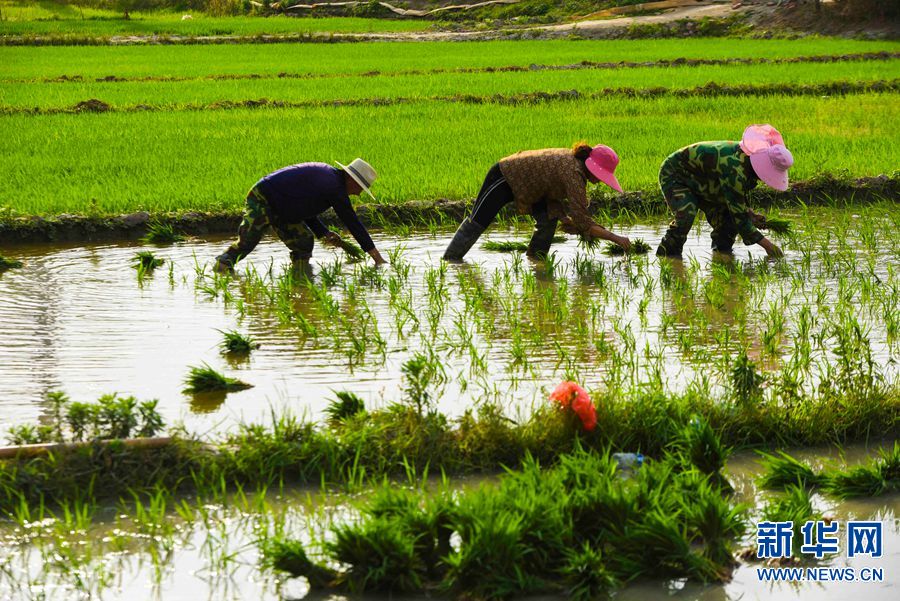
[171,199,897,407]
[1,355,898,598]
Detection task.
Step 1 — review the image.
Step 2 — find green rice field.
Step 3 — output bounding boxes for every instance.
[1,9,899,600]
[1,38,899,216]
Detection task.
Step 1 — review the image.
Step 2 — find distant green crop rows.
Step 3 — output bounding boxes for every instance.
[3,38,899,81]
[3,94,896,216]
[4,59,898,110]
[0,5,429,37]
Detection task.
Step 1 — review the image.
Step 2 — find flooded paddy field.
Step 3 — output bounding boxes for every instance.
[0,442,897,601]
[0,203,896,437]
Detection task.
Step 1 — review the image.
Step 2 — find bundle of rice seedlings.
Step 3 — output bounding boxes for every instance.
[761,217,792,235]
[757,451,826,490]
[183,363,252,394]
[337,238,365,261]
[217,329,260,355]
[482,236,566,252]
[132,251,164,270]
[0,253,23,270]
[142,221,185,244]
[324,391,366,424]
[603,239,651,256]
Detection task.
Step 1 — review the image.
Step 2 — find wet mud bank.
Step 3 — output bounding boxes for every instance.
[1,175,896,245]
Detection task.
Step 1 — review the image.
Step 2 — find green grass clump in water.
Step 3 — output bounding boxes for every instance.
[141,221,185,244]
[757,451,826,490]
[132,250,164,270]
[183,363,252,394]
[265,447,745,595]
[603,238,651,256]
[761,484,817,556]
[0,256,22,270]
[482,236,567,252]
[0,253,23,270]
[217,330,259,355]
[823,442,900,499]
[324,391,366,424]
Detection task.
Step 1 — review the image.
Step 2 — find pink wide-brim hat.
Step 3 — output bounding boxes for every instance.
[740,124,794,192]
[584,144,623,193]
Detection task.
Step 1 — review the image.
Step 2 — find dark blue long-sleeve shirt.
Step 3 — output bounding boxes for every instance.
[254,162,375,252]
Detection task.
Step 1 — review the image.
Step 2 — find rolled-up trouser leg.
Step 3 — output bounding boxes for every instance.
[656,161,698,257]
[216,188,270,268]
[526,200,558,259]
[270,220,315,262]
[704,202,738,253]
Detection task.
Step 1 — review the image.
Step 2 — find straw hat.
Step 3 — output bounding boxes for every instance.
[336,158,378,200]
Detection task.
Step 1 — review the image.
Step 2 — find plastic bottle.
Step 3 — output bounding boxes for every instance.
[612,452,644,471]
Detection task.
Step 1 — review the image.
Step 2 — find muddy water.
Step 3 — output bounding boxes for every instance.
[0,223,895,435]
[0,443,897,600]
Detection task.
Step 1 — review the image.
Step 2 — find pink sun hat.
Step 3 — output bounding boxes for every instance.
[584,144,623,193]
[740,124,794,192]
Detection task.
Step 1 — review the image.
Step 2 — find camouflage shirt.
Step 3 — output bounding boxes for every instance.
[663,141,763,245]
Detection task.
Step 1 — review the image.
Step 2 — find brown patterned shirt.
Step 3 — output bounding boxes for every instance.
[498,148,597,236]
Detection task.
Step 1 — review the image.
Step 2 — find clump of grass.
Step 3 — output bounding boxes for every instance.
[757,451,826,490]
[141,220,184,244]
[324,391,366,424]
[0,253,23,270]
[562,543,618,601]
[823,442,900,499]
[671,416,732,485]
[217,329,259,355]
[482,236,566,252]
[262,539,337,589]
[183,363,252,394]
[132,250,164,271]
[603,238,651,256]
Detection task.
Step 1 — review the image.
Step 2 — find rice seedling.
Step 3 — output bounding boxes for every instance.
[141,220,185,244]
[0,253,23,270]
[603,239,651,256]
[216,329,259,355]
[760,484,818,557]
[182,363,252,394]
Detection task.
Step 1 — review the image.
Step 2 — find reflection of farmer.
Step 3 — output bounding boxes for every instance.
[215,159,387,272]
[442,143,632,262]
[656,125,792,259]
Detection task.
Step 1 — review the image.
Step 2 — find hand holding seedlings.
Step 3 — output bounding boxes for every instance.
[759,236,784,258]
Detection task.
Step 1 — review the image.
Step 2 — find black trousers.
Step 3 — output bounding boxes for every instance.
[469,163,551,226]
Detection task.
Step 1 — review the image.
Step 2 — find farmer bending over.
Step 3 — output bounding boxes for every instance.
[443,142,632,261]
[656,124,791,259]
[215,159,387,272]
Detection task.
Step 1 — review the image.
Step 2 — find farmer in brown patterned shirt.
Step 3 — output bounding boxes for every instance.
[442,143,632,261]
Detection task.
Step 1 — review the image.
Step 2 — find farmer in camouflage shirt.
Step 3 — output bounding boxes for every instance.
[656,125,793,259]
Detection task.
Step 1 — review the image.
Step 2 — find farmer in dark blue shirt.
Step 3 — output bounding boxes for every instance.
[215,159,387,272]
